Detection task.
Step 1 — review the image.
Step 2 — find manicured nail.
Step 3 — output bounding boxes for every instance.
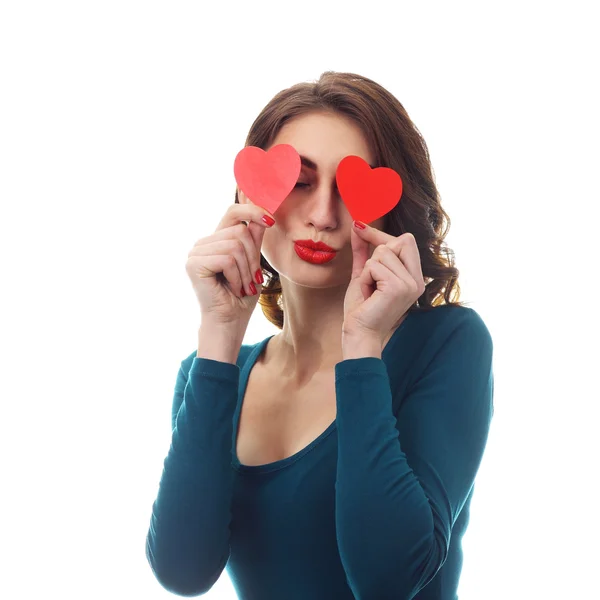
[262,215,275,227]
[255,269,264,285]
[240,287,247,297]
[354,220,366,230]
[249,282,257,295]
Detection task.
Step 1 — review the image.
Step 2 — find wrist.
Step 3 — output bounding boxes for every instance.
[341,330,382,360]
[197,322,244,364]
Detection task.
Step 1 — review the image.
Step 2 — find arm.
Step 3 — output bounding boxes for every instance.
[334,311,494,599]
[145,329,242,596]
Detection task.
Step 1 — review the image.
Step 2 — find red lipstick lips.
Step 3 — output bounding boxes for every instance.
[294,239,336,252]
[293,240,337,264]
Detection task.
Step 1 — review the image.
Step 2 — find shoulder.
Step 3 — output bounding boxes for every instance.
[388,305,493,396]
[409,304,494,384]
[388,305,494,416]
[170,338,268,431]
[408,304,493,350]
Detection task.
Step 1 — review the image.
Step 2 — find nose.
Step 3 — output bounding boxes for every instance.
[305,181,344,231]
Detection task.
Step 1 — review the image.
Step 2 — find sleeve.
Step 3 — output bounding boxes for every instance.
[333,311,494,599]
[145,357,240,597]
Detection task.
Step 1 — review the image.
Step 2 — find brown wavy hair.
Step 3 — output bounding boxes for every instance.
[234,71,466,330]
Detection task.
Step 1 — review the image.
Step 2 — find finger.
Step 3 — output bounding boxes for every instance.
[190,238,256,296]
[246,219,267,260]
[350,225,371,280]
[356,257,379,300]
[238,191,272,267]
[383,233,425,292]
[191,223,261,282]
[216,196,276,233]
[360,258,403,298]
[353,220,395,246]
[370,245,416,289]
[187,254,246,298]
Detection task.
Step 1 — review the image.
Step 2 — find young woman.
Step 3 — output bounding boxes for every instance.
[145,71,494,600]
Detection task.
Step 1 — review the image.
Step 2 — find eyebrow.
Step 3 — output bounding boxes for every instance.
[300,154,377,171]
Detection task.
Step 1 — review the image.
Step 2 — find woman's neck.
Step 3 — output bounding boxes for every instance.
[260,290,344,385]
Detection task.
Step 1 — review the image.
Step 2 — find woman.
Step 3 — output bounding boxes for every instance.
[145,71,494,600]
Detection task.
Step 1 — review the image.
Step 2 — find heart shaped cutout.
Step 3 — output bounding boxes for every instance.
[336,155,403,223]
[234,144,301,215]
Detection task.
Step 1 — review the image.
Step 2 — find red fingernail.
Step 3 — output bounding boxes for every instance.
[241,287,246,297]
[249,282,257,295]
[262,215,275,227]
[354,220,366,230]
[255,269,264,285]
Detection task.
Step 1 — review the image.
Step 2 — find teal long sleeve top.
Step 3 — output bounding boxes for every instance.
[146,305,494,599]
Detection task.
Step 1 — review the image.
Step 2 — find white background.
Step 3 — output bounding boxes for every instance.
[1,1,598,598]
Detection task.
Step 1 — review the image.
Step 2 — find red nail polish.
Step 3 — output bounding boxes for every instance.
[255,269,264,285]
[249,282,257,295]
[241,287,246,297]
[354,220,366,230]
[262,215,275,227]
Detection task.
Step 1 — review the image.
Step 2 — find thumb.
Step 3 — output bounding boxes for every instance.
[247,220,267,257]
[350,225,370,279]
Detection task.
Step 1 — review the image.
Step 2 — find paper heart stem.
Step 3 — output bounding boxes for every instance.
[234,144,301,215]
[336,155,403,223]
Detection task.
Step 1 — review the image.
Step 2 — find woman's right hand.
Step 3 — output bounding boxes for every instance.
[185,192,276,328]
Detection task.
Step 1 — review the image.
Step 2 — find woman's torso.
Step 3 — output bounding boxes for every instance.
[234,317,407,467]
[235,351,337,467]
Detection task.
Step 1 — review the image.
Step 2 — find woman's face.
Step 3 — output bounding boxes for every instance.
[241,110,386,290]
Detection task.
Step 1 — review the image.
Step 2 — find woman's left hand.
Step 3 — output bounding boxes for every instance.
[342,221,426,347]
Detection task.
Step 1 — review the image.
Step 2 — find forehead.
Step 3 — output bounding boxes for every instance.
[270,111,374,168]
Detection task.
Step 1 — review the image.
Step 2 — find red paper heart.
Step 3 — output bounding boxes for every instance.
[336,155,403,223]
[234,144,301,215]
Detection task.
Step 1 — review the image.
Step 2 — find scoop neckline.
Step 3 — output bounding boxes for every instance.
[231,310,414,474]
